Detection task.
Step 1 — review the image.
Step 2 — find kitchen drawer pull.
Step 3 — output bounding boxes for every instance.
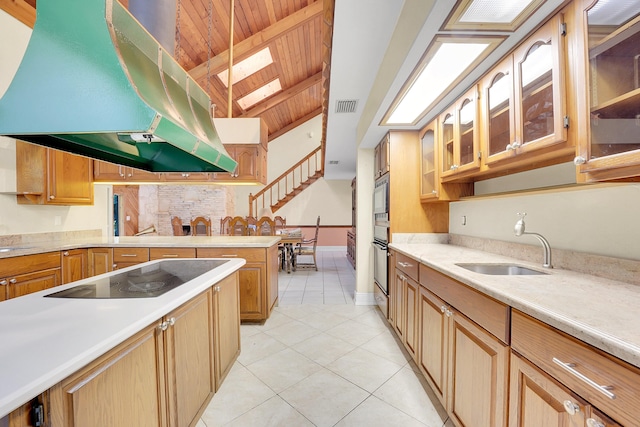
[221,254,238,257]
[162,254,179,258]
[120,254,138,257]
[552,357,616,400]
[398,261,412,268]
[9,278,17,284]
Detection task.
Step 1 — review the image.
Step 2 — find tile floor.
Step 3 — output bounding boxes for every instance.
[198,250,452,427]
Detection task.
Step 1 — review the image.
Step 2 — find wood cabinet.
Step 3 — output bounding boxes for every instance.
[374,134,390,178]
[440,85,482,181]
[0,252,61,300]
[418,264,510,427]
[93,160,159,182]
[511,310,639,426]
[212,273,241,387]
[346,231,356,268]
[574,0,640,182]
[16,141,94,205]
[391,251,419,361]
[419,120,473,202]
[161,172,213,182]
[197,246,278,322]
[214,144,267,184]
[50,287,219,427]
[149,247,197,260]
[481,14,570,169]
[387,130,450,237]
[113,247,150,270]
[61,249,88,284]
[88,248,113,276]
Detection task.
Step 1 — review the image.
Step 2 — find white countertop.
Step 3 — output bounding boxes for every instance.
[0,235,281,259]
[390,243,640,369]
[0,257,245,418]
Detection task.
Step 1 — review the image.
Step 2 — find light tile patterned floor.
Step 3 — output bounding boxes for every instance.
[198,250,453,427]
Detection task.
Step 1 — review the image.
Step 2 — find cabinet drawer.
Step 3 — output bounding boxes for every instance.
[197,248,265,263]
[395,252,418,282]
[0,252,61,277]
[419,264,510,343]
[149,247,196,260]
[113,247,149,263]
[512,310,640,427]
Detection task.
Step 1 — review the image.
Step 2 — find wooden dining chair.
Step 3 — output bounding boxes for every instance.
[219,216,232,235]
[274,216,286,230]
[256,217,276,236]
[171,216,184,236]
[190,216,212,236]
[229,216,249,236]
[294,216,320,271]
[245,216,257,235]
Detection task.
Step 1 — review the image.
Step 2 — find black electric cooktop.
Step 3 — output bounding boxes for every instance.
[45,259,229,299]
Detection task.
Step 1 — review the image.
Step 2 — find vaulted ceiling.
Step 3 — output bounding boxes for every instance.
[0,0,333,145]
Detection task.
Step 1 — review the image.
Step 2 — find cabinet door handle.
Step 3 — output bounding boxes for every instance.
[552,357,616,400]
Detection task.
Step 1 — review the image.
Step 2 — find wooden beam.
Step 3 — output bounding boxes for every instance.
[240,72,322,118]
[0,0,36,28]
[268,107,321,142]
[189,0,322,81]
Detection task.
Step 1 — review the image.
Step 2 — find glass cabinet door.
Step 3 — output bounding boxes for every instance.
[577,0,640,176]
[420,120,438,200]
[441,85,481,179]
[513,14,567,153]
[483,57,516,165]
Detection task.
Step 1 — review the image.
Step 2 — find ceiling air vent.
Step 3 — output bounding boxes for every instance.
[335,99,358,113]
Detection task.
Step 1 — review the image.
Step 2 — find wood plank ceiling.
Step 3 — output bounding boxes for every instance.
[0,0,334,148]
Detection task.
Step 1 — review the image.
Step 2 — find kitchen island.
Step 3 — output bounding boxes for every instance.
[0,257,244,424]
[0,235,281,322]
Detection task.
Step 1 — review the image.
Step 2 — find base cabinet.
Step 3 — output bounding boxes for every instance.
[197,247,278,322]
[49,273,239,427]
[88,248,113,276]
[0,252,61,300]
[61,249,88,284]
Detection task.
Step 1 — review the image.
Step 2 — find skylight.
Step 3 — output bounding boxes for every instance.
[217,47,273,87]
[237,79,282,109]
[443,0,544,31]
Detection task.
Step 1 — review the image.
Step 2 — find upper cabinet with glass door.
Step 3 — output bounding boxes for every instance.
[483,14,569,167]
[440,85,481,181]
[575,0,640,181]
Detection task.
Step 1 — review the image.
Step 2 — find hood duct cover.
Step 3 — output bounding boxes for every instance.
[0,0,237,173]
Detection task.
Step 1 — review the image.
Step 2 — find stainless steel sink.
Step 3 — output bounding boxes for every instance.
[455,263,548,275]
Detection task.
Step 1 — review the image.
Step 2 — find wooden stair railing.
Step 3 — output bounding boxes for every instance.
[249,146,323,216]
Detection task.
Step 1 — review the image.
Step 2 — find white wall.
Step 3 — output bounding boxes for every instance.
[234,115,352,226]
[0,10,109,237]
[449,183,640,261]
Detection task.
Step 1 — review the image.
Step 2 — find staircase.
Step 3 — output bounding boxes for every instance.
[249,146,323,216]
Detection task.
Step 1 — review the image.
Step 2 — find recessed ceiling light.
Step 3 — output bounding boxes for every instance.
[383,36,503,125]
[443,0,544,31]
[217,47,273,87]
[237,79,282,109]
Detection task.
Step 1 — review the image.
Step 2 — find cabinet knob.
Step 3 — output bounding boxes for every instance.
[215,285,221,292]
[167,317,176,326]
[9,278,17,284]
[586,419,605,427]
[63,251,69,256]
[0,280,6,285]
[49,195,55,200]
[562,400,580,416]
[440,305,446,313]
[511,141,521,149]
[573,156,587,165]
[158,321,168,331]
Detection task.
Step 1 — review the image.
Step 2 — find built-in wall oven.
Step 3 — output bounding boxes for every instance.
[372,174,389,298]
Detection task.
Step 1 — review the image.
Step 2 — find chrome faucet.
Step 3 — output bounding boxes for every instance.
[514,213,553,268]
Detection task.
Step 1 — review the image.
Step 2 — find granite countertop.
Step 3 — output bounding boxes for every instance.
[0,235,282,259]
[390,242,640,369]
[0,257,245,419]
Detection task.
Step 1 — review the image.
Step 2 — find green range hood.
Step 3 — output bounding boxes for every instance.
[0,0,237,173]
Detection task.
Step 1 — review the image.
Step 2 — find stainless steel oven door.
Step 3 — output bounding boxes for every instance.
[372,239,388,295]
